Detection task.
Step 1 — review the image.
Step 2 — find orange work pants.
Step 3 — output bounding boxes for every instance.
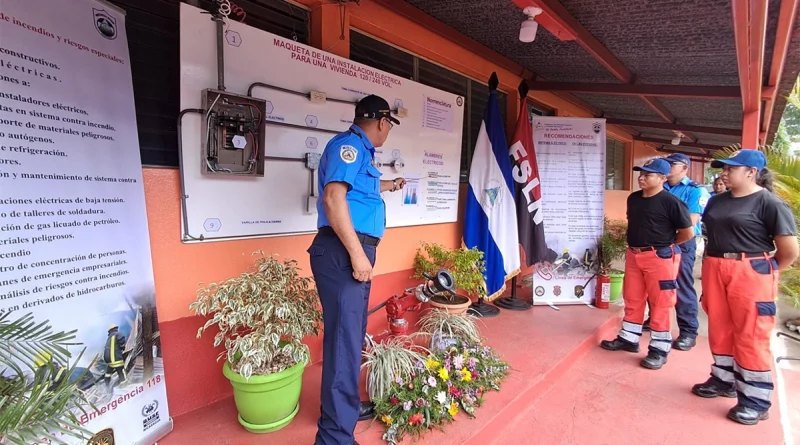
[618,246,680,356]
[701,254,779,411]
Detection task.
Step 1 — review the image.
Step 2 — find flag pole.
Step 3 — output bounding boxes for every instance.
[468,72,502,319]
[494,79,533,311]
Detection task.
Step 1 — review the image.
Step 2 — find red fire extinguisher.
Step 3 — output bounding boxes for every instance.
[595,274,611,309]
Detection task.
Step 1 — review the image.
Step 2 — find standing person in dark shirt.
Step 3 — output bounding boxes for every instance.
[691,149,798,426]
[601,158,694,370]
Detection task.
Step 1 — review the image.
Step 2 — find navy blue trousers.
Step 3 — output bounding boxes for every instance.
[645,237,699,338]
[309,233,376,445]
[675,237,699,338]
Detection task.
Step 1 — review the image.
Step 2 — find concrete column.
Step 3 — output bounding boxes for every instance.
[741,109,761,148]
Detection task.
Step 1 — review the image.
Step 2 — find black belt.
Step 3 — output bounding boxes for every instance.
[706,252,769,259]
[628,246,667,254]
[317,226,380,246]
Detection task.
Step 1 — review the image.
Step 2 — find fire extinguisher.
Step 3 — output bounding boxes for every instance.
[595,274,611,309]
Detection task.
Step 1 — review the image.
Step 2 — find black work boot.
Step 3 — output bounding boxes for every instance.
[358,401,375,421]
[691,377,736,398]
[640,350,667,370]
[672,335,697,351]
[642,319,651,332]
[600,337,639,353]
[727,404,769,426]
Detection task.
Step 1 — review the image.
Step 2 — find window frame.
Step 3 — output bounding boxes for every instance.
[605,136,628,191]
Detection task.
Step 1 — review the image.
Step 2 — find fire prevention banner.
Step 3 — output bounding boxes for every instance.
[530,117,606,306]
[0,1,172,444]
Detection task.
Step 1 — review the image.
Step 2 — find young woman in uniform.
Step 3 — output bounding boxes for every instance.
[693,149,798,425]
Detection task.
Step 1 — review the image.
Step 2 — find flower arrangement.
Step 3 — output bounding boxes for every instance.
[373,340,509,444]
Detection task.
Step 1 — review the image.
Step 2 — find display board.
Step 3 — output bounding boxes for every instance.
[179,4,464,242]
[0,0,172,444]
[530,117,606,306]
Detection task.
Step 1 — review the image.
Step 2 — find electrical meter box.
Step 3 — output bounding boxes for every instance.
[200,88,267,177]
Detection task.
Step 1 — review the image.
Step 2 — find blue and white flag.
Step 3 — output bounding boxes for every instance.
[463,88,521,301]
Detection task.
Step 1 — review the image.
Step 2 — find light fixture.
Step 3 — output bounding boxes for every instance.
[519,7,543,43]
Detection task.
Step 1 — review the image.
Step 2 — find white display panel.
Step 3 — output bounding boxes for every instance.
[179,4,464,241]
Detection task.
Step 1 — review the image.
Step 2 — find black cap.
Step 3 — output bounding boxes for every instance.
[354,94,400,125]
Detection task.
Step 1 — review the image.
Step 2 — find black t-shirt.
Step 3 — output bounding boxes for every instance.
[626,190,693,248]
[703,189,797,254]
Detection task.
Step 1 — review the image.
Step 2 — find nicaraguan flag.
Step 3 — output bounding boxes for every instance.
[463,87,521,301]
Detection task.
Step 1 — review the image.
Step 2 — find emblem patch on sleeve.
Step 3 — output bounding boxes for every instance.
[698,196,708,208]
[340,145,357,164]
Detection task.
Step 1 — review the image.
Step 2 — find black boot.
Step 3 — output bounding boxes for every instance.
[358,401,375,421]
[640,350,667,370]
[727,404,769,426]
[642,319,651,332]
[672,335,697,351]
[600,337,639,353]
[691,377,736,398]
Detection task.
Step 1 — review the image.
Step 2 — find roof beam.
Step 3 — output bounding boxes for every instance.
[512,0,632,81]
[655,146,712,159]
[760,0,798,143]
[526,81,769,99]
[605,118,741,136]
[511,0,698,142]
[368,0,622,134]
[732,0,768,147]
[369,0,525,78]
[635,137,727,153]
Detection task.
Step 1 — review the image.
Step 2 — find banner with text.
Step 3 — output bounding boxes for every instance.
[0,1,171,444]
[530,117,606,306]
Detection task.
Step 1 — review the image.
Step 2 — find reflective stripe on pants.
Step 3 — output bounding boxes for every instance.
[620,247,680,356]
[701,255,778,411]
[309,234,376,445]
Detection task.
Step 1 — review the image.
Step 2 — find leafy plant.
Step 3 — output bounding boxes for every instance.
[415,309,482,348]
[0,312,95,445]
[711,144,800,307]
[598,216,627,275]
[361,336,429,402]
[413,243,486,300]
[373,340,509,444]
[190,251,323,380]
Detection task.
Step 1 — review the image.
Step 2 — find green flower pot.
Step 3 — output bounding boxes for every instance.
[222,359,306,434]
[609,273,625,302]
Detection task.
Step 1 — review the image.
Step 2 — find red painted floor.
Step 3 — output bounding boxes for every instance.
[488,341,786,445]
[158,303,795,445]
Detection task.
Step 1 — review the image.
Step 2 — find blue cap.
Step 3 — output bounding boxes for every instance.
[665,153,690,165]
[633,158,671,175]
[710,149,767,170]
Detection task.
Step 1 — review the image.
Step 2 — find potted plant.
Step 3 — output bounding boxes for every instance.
[415,308,481,351]
[412,243,486,315]
[361,336,429,402]
[190,251,322,434]
[599,216,628,302]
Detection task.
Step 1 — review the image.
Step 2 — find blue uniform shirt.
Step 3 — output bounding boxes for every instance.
[317,125,386,238]
[664,176,710,236]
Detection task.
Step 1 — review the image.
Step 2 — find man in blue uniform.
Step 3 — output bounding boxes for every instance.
[309,94,406,445]
[643,153,710,351]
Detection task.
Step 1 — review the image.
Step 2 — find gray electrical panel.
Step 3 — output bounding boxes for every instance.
[200,88,267,177]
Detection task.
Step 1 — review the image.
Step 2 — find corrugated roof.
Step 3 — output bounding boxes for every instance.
[400,0,800,153]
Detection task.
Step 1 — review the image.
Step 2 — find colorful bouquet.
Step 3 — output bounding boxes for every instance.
[373,340,510,444]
